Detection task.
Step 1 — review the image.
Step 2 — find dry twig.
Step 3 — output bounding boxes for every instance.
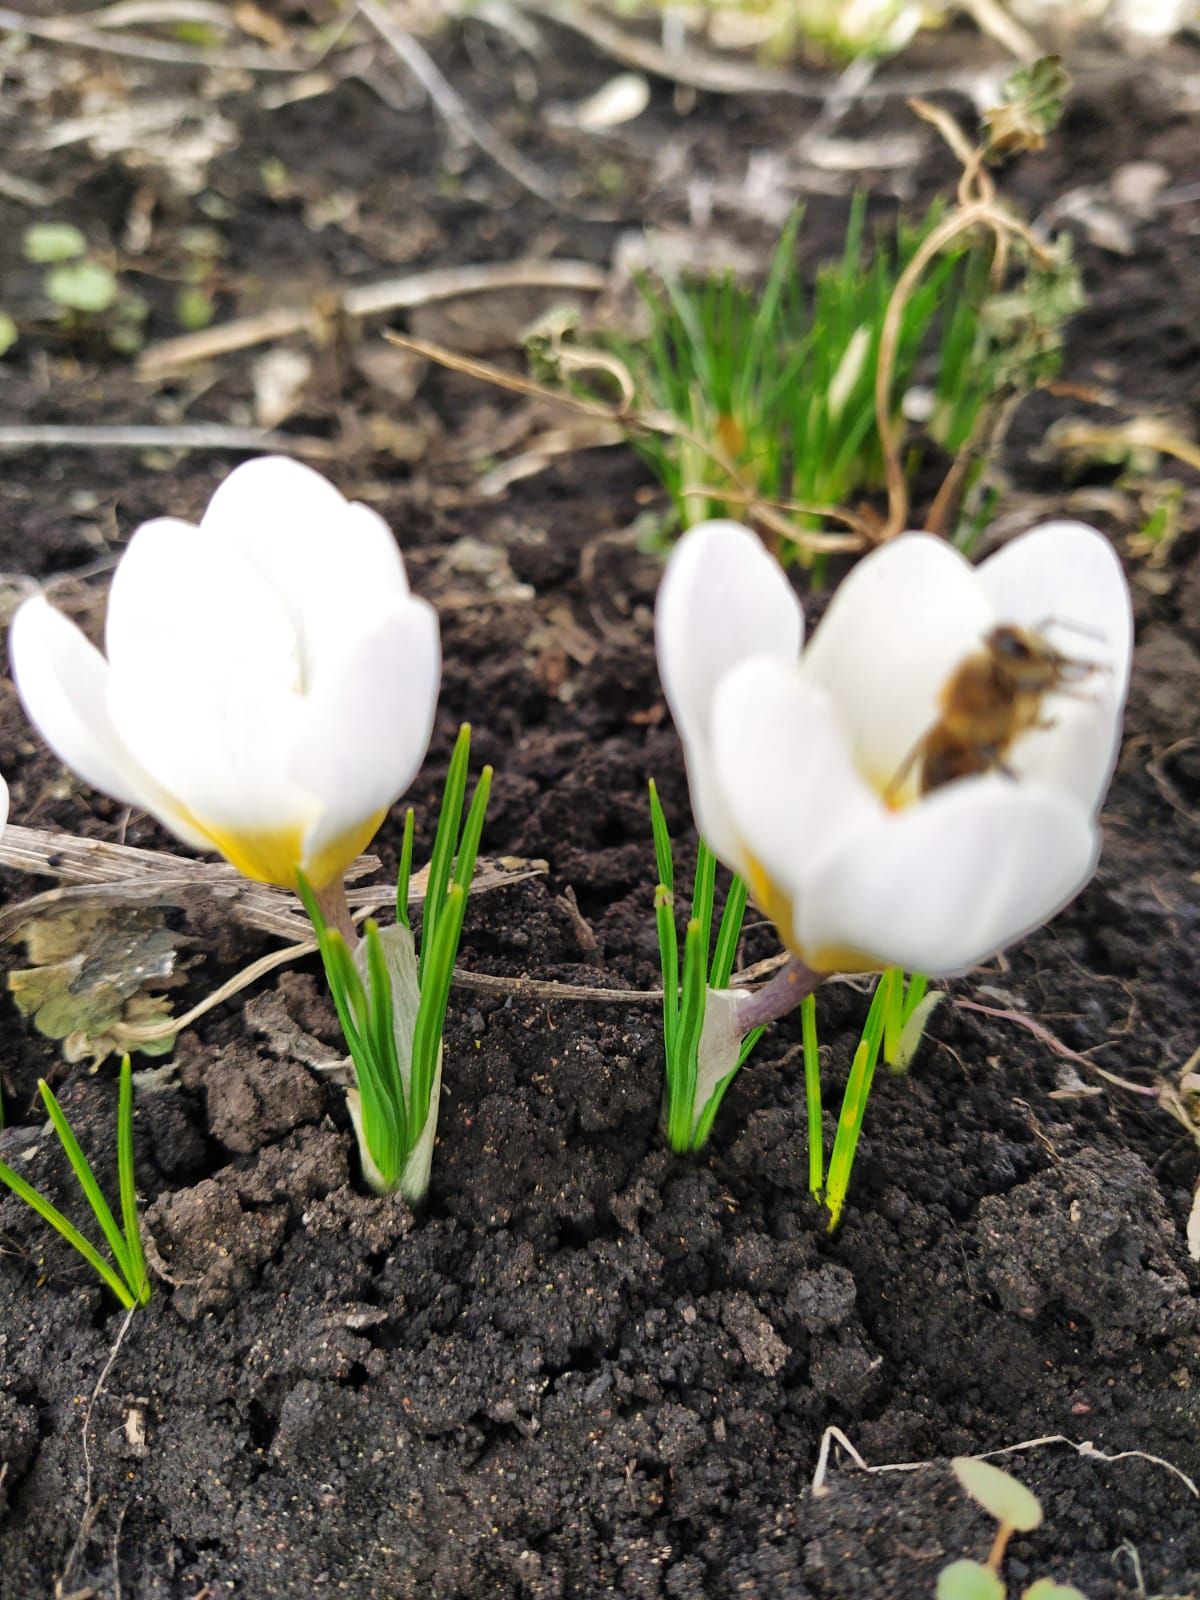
[138,258,608,377]
[356,0,561,205]
[0,3,306,69]
[385,331,873,552]
[56,1305,139,1598]
[874,97,1055,541]
[812,1425,1198,1500]
[509,0,987,103]
[0,424,337,458]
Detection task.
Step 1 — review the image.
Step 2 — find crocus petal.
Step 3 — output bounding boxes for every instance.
[977,521,1133,812]
[656,521,804,863]
[10,597,157,813]
[798,774,1098,976]
[709,655,883,943]
[294,596,441,885]
[977,520,1133,688]
[0,772,8,833]
[200,457,410,684]
[105,519,314,846]
[656,520,804,750]
[802,534,995,798]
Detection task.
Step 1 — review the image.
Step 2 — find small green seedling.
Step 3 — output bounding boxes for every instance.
[600,199,1002,572]
[936,1457,1087,1600]
[648,781,764,1151]
[0,1056,151,1310]
[301,725,491,1203]
[21,221,149,352]
[822,967,936,1229]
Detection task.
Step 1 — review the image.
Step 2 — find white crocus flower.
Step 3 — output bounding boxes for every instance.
[0,772,7,834]
[10,457,440,890]
[657,519,1132,978]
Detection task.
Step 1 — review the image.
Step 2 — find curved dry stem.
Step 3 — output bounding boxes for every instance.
[874,197,1053,541]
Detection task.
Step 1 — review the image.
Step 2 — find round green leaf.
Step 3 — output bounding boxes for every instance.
[937,1559,1006,1600]
[176,286,214,330]
[23,222,87,263]
[0,311,18,356]
[952,1458,1044,1532]
[45,260,118,314]
[1023,1582,1088,1600]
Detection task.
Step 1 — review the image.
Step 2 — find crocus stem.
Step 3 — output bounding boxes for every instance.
[313,876,358,947]
[734,956,823,1033]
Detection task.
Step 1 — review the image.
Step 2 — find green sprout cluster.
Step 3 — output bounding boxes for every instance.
[939,1457,1088,1600]
[649,781,764,1152]
[0,1056,150,1310]
[300,725,492,1202]
[607,198,1000,561]
[648,792,941,1222]
[20,222,149,354]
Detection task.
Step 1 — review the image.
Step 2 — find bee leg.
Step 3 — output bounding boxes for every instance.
[885,733,928,804]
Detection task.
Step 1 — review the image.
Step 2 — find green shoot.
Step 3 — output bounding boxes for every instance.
[937,1458,1083,1600]
[882,969,943,1072]
[825,971,891,1230]
[300,726,491,1202]
[604,199,1003,570]
[822,967,940,1228]
[650,781,763,1152]
[0,1055,150,1309]
[801,993,822,1196]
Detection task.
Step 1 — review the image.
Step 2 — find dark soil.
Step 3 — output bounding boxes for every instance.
[1,9,1200,1599]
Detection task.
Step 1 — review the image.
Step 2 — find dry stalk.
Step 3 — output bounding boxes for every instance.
[384,331,874,553]
[873,97,1056,542]
[55,1304,139,1598]
[356,0,561,205]
[0,424,337,459]
[812,1425,1198,1500]
[507,0,988,104]
[138,258,608,377]
[0,3,307,69]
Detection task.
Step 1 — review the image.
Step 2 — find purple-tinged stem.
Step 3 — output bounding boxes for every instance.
[313,875,359,947]
[734,956,824,1032]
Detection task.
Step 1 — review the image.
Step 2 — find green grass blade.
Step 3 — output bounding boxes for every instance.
[648,780,675,894]
[881,967,906,1066]
[405,753,493,1155]
[655,883,679,1063]
[421,724,471,984]
[364,921,407,1140]
[649,781,680,1059]
[410,883,465,1138]
[116,1057,149,1305]
[710,873,749,989]
[825,977,890,1228]
[0,1159,135,1309]
[452,765,493,895]
[667,919,707,1150]
[38,1080,131,1283]
[295,869,325,935]
[801,993,823,1198]
[690,840,716,972]
[395,807,415,932]
[902,972,929,1024]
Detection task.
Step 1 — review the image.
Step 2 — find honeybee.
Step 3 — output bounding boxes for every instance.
[891,624,1099,800]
